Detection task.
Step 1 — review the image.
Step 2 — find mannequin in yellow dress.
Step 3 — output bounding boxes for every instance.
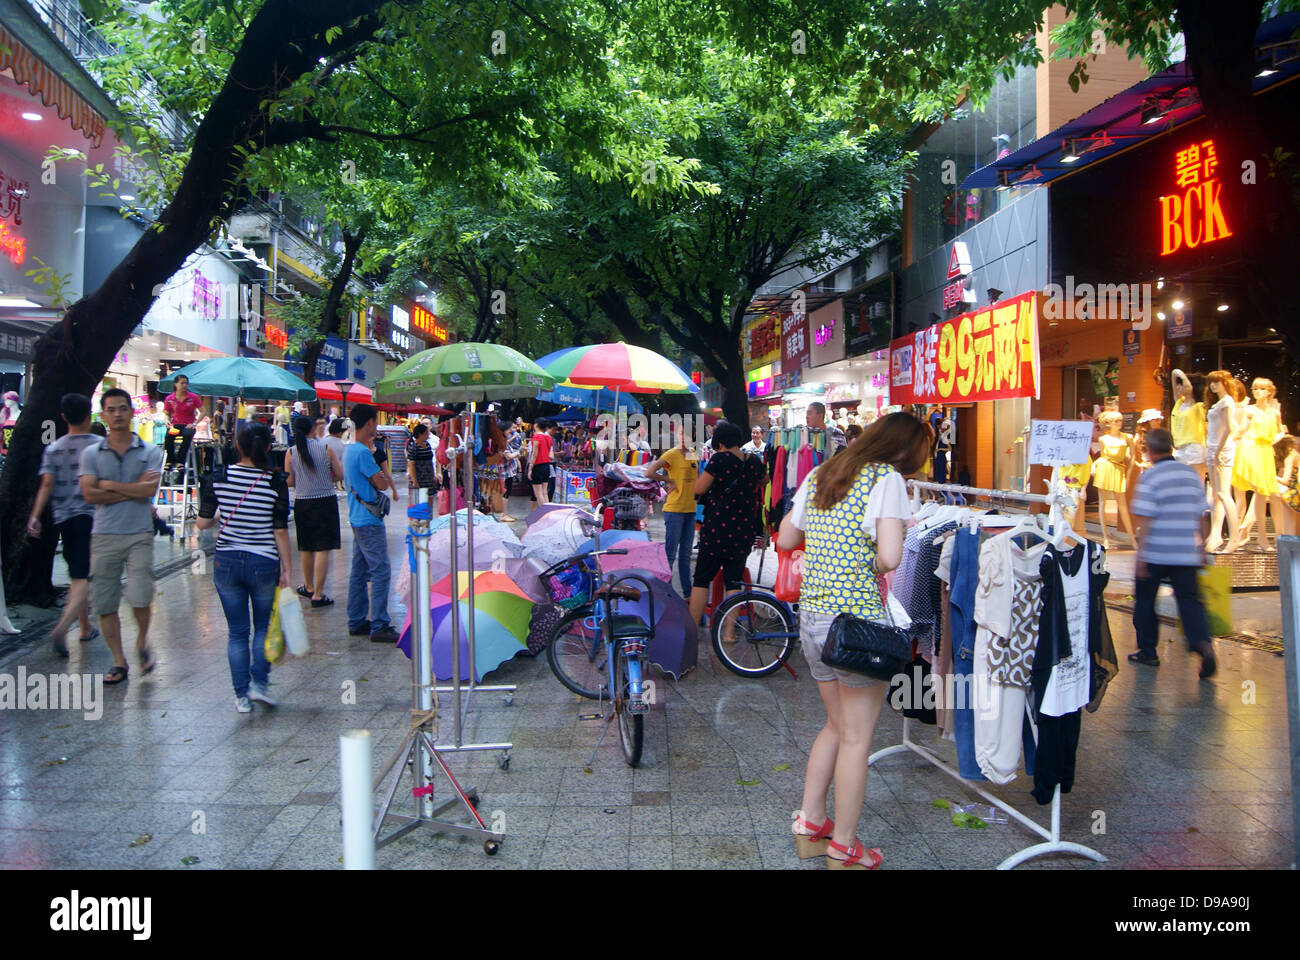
[1090,410,1136,549]
[1231,378,1285,551]
[1169,369,1207,489]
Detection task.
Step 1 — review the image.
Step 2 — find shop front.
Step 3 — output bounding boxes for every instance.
[741,313,782,426]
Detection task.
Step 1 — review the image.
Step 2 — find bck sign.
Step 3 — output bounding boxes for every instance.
[1159,138,1232,256]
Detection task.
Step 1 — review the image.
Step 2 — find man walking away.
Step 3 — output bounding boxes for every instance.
[344,403,397,643]
[79,389,164,684]
[1128,428,1216,678]
[28,393,101,655]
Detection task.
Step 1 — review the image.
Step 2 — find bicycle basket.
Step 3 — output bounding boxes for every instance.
[548,561,594,609]
[608,488,649,521]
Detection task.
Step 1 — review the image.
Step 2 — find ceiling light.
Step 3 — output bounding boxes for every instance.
[21,112,41,121]
[0,296,42,307]
[1217,303,1229,312]
[1059,140,1081,164]
[1157,311,1167,321]
[1171,299,1185,310]
[1257,66,1278,77]
[1140,98,1167,125]
[1156,278,1164,290]
[119,194,136,202]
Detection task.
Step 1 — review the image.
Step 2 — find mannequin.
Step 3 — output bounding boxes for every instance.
[151,401,168,446]
[0,540,20,634]
[1277,436,1300,537]
[1129,409,1164,488]
[1231,377,1285,551]
[0,390,20,457]
[274,401,291,445]
[1169,369,1207,488]
[1090,410,1137,549]
[1204,370,1241,553]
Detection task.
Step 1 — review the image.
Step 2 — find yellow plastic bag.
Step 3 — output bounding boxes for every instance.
[264,597,285,664]
[1198,564,1232,637]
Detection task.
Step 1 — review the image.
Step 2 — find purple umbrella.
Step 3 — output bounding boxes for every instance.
[608,569,698,680]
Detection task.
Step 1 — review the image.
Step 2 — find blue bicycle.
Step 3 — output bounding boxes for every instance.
[542,549,656,767]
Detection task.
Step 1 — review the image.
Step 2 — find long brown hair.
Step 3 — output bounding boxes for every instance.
[812,412,932,510]
[1204,370,1233,406]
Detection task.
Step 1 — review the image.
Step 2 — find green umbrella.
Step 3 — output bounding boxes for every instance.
[157,357,316,401]
[373,342,554,405]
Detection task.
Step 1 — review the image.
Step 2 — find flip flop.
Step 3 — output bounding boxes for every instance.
[104,665,128,685]
[139,647,156,674]
[79,627,101,643]
[296,586,313,599]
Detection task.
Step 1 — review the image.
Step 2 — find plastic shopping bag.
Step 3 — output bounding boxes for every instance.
[437,488,450,516]
[264,598,284,664]
[1198,564,1232,637]
[277,586,309,657]
[774,547,804,603]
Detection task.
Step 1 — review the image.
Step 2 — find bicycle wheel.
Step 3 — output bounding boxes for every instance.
[546,607,607,699]
[710,591,796,677]
[614,643,644,767]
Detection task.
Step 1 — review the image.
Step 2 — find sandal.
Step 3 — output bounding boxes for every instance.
[826,838,883,870]
[139,647,156,674]
[311,596,335,607]
[104,665,128,685]
[296,585,313,599]
[793,815,834,859]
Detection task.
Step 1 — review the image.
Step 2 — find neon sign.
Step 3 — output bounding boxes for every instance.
[0,220,25,265]
[815,321,835,346]
[264,322,287,348]
[191,269,221,319]
[411,304,447,343]
[1159,139,1232,255]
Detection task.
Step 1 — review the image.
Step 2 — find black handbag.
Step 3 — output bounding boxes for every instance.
[821,611,914,681]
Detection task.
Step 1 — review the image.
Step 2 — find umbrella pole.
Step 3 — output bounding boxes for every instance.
[448,446,462,746]
[463,401,478,731]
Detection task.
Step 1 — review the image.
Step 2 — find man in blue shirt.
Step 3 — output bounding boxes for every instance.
[1129,428,1216,678]
[344,403,397,643]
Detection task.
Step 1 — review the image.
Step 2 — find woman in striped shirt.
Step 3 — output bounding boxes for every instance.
[197,421,292,714]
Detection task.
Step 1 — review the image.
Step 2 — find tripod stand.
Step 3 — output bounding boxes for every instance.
[370,496,504,855]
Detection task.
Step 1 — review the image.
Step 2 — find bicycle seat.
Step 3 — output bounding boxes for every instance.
[594,584,641,602]
[606,614,653,639]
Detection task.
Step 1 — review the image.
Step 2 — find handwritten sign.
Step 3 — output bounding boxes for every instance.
[1028,420,1093,467]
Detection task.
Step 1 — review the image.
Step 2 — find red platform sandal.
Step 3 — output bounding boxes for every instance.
[792,815,834,859]
[826,838,883,870]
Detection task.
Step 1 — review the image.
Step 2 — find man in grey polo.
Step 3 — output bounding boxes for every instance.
[1129,428,1216,679]
[80,388,164,684]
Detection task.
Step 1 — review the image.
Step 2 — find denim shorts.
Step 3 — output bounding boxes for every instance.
[800,606,883,689]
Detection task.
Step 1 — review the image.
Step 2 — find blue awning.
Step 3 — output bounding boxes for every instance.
[960,13,1300,190]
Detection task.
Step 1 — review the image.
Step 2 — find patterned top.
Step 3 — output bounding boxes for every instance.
[198,464,289,561]
[288,437,336,499]
[798,462,894,617]
[406,439,437,489]
[700,451,765,555]
[39,433,100,525]
[1132,457,1210,565]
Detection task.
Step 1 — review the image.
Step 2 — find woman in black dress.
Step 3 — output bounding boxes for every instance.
[405,422,439,503]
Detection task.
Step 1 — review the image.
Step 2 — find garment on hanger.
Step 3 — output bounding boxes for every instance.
[945,528,986,781]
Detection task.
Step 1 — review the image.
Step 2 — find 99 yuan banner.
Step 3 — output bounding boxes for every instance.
[889,291,1041,405]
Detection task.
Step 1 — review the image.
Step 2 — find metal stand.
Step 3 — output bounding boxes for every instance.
[155,441,200,538]
[370,492,504,855]
[434,403,515,767]
[870,718,1106,869]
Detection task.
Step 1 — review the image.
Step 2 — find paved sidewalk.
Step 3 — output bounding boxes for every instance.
[0,495,1292,869]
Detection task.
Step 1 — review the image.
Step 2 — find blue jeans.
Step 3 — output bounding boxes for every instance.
[348,523,391,631]
[663,510,695,597]
[949,530,986,781]
[214,550,279,698]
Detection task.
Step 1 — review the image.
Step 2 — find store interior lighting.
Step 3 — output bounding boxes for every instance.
[1140,97,1167,125]
[21,111,41,121]
[1171,298,1185,310]
[1217,303,1229,312]
[1059,139,1082,164]
[0,296,42,308]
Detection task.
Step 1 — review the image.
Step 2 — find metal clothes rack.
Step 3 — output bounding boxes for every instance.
[866,478,1107,870]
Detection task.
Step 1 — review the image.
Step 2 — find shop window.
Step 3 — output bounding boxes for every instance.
[993,396,1031,492]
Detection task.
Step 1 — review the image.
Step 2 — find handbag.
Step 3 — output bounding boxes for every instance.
[349,476,391,519]
[820,602,914,682]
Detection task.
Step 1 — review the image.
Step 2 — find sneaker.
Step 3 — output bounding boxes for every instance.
[248,682,277,707]
[234,695,252,714]
[1127,651,1160,667]
[369,625,398,644]
[348,622,371,636]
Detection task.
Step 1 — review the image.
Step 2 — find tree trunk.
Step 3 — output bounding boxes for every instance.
[299,228,364,385]
[0,0,387,596]
[718,358,750,431]
[1179,0,1300,364]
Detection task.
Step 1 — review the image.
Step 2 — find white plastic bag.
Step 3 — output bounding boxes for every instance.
[277,586,310,657]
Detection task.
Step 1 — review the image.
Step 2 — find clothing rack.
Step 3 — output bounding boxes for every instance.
[866,479,1108,870]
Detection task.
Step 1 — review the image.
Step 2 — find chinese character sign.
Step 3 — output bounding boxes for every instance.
[1160,138,1231,256]
[1027,420,1093,466]
[889,292,1040,405]
[781,311,808,371]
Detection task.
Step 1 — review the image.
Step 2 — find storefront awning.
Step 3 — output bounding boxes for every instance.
[960,13,1300,191]
[0,25,106,148]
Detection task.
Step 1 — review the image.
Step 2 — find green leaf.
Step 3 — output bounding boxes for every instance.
[931,798,951,809]
[952,813,987,830]
[736,777,760,786]
[772,762,790,772]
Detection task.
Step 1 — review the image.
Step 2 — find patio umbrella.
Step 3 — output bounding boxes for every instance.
[158,357,316,400]
[536,343,699,394]
[395,570,535,682]
[536,385,643,414]
[374,342,554,405]
[376,402,452,416]
[314,380,373,403]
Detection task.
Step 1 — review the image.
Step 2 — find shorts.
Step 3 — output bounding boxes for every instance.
[57,514,93,580]
[294,495,341,552]
[91,531,155,615]
[691,547,746,590]
[530,463,551,485]
[800,606,883,688]
[1173,443,1206,466]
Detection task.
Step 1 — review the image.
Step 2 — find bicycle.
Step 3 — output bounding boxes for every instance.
[540,549,656,767]
[707,585,799,679]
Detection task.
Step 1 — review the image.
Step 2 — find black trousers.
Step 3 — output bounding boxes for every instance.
[1132,563,1211,657]
[164,424,196,470]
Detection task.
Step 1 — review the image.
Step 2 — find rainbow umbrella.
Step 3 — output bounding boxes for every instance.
[536,343,700,394]
[396,570,534,681]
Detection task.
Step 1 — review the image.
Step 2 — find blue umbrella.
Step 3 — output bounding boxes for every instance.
[577,529,649,554]
[158,357,316,400]
[536,385,643,414]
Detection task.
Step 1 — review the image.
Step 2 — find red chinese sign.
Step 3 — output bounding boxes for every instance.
[0,220,25,265]
[889,291,1041,405]
[264,322,287,349]
[1159,138,1232,256]
[781,310,808,372]
[411,305,447,343]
